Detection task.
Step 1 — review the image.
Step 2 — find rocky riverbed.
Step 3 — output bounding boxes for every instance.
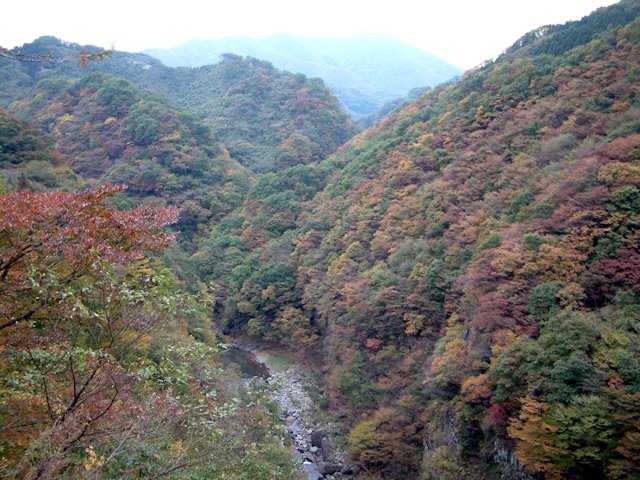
[221,344,356,479]
[267,367,355,479]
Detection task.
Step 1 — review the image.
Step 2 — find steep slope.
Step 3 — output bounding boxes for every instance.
[0,36,356,172]
[0,186,300,480]
[0,109,77,192]
[144,34,462,118]
[8,73,252,241]
[197,2,640,479]
[0,51,306,480]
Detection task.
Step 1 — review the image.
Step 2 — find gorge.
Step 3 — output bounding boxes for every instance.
[2,1,640,479]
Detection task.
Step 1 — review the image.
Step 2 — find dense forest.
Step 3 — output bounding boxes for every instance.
[196,1,640,478]
[0,36,354,479]
[2,1,640,479]
[0,110,77,191]
[1,37,356,173]
[0,182,300,479]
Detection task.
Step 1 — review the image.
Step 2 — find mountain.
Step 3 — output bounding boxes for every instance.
[144,35,462,118]
[196,1,640,478]
[0,44,310,480]
[1,36,357,173]
[357,85,432,129]
[8,73,257,242]
[3,1,640,479]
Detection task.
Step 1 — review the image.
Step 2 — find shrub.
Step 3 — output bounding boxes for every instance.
[478,233,502,251]
[523,233,544,251]
[527,281,564,318]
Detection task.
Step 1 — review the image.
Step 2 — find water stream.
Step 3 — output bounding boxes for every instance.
[219,344,270,379]
[221,346,353,480]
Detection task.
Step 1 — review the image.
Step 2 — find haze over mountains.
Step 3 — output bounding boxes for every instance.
[144,35,462,118]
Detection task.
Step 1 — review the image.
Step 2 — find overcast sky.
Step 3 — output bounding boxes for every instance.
[3,0,619,69]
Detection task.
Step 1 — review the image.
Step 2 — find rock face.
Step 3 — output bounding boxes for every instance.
[321,436,337,460]
[311,430,327,448]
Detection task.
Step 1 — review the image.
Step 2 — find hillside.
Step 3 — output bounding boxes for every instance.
[357,86,431,129]
[0,109,77,191]
[7,73,255,243]
[0,47,306,480]
[3,1,640,479]
[144,35,462,118]
[196,1,640,478]
[0,36,356,172]
[0,185,302,479]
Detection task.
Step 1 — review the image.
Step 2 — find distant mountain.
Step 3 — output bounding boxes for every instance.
[144,35,462,118]
[357,85,432,129]
[0,37,356,173]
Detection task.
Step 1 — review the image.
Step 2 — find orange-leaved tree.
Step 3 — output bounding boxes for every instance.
[0,184,179,478]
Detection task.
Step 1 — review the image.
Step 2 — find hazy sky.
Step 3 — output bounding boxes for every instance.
[3,0,619,68]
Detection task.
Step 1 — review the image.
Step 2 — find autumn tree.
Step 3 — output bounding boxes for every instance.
[0,185,179,477]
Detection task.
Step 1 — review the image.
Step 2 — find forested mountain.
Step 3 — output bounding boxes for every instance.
[144,35,461,118]
[0,35,355,241]
[1,36,356,172]
[8,73,254,240]
[3,1,640,479]
[0,44,306,480]
[0,34,354,480]
[196,1,640,478]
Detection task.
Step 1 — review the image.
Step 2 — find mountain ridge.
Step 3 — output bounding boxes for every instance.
[1,36,357,173]
[144,34,462,118]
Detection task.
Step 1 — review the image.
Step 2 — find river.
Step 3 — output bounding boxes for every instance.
[219,344,354,480]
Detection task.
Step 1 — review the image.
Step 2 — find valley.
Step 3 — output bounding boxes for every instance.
[2,1,640,479]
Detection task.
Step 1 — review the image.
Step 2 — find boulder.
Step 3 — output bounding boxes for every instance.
[341,464,357,475]
[318,462,340,475]
[311,430,327,448]
[320,436,336,460]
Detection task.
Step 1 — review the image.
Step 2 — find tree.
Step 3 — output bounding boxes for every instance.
[0,184,177,332]
[0,185,179,477]
[509,396,619,479]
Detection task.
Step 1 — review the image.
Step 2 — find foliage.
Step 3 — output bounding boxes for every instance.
[8,73,253,242]
[3,3,640,479]
[194,3,640,478]
[421,446,466,480]
[0,187,299,479]
[0,110,77,191]
[0,39,357,173]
